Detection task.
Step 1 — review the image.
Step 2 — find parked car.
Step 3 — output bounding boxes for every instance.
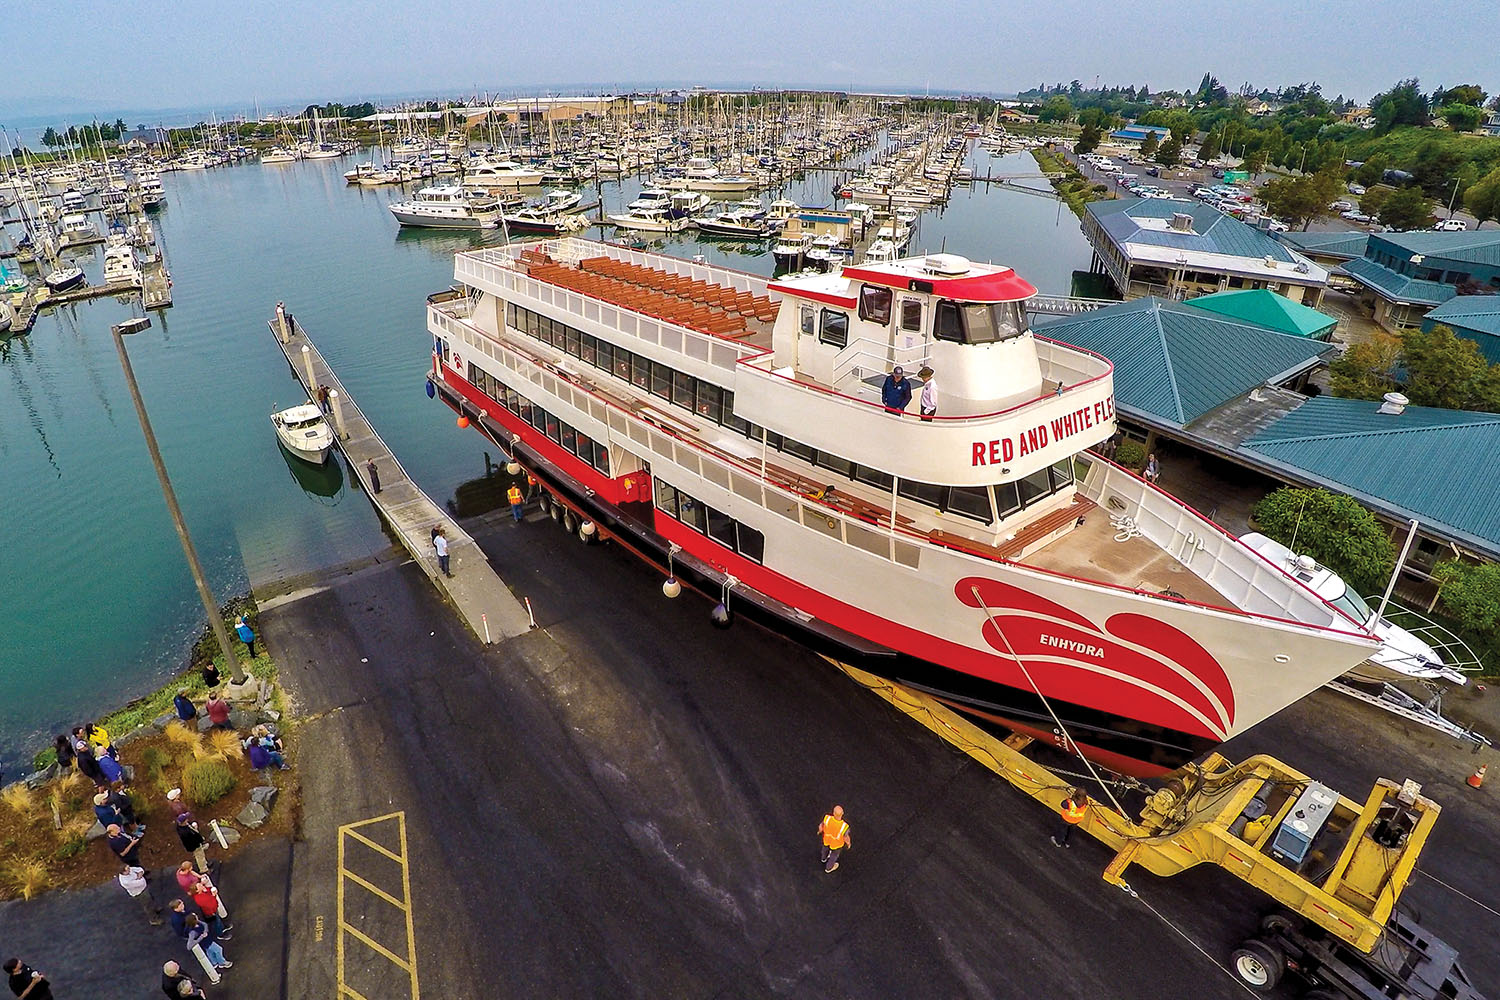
[1146,166,1160,177]
[1265,218,1290,232]
[1348,184,1367,195]
[1331,200,1355,212]
[1341,210,1372,222]
[1434,218,1468,231]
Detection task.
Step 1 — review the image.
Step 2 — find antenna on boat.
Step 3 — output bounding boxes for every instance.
[968,585,1130,817]
[1286,496,1307,558]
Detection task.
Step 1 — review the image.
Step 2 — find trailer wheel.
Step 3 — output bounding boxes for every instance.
[549,501,563,523]
[1230,939,1284,991]
[1259,913,1297,937]
[537,492,552,516]
[562,510,578,534]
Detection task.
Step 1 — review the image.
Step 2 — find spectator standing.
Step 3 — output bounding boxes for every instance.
[52,735,75,771]
[167,899,191,940]
[191,878,232,938]
[166,788,190,822]
[175,861,201,895]
[881,366,912,413]
[508,483,525,522]
[73,739,105,786]
[1144,452,1161,484]
[201,660,221,689]
[175,807,210,873]
[366,459,381,494]
[173,689,197,723]
[204,692,231,730]
[234,616,257,658]
[106,786,142,834]
[118,864,163,925]
[161,960,204,998]
[94,791,124,830]
[917,366,937,420]
[817,805,852,874]
[247,737,289,771]
[433,527,451,577]
[184,915,232,971]
[107,823,144,867]
[3,958,53,1000]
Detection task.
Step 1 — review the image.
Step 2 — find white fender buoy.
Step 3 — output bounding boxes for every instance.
[662,577,682,599]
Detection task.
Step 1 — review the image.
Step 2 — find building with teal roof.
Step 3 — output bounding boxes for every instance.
[1344,230,1500,332]
[1184,288,1339,340]
[1421,296,1500,364]
[1082,197,1329,305]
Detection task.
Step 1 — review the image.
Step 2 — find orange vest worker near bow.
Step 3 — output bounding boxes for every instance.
[1052,788,1090,849]
[818,805,851,873]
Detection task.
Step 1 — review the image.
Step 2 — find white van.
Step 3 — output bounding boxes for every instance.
[1433,218,1468,232]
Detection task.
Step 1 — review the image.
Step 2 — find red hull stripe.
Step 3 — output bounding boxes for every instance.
[764,284,857,309]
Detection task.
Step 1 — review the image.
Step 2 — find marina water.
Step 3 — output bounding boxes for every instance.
[0,147,1092,773]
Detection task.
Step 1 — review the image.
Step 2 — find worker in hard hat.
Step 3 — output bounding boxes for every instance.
[508,483,525,522]
[1052,788,1089,849]
[818,805,851,873]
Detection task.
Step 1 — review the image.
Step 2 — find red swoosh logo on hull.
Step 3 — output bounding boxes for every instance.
[956,578,1236,740]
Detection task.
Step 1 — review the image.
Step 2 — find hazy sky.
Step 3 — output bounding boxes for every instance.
[3,0,1495,119]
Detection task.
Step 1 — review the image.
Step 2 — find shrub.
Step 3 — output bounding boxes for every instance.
[1116,439,1147,470]
[1,784,37,817]
[6,858,50,900]
[54,834,87,860]
[209,730,245,759]
[1251,487,1395,594]
[1432,560,1500,633]
[181,757,236,807]
[165,721,202,749]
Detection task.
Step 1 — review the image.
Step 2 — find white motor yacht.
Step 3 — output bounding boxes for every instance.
[771,233,812,269]
[1238,533,1469,686]
[261,147,299,164]
[44,264,85,291]
[103,244,142,286]
[691,209,771,239]
[138,174,166,208]
[682,157,758,193]
[607,206,681,232]
[389,186,501,229]
[628,188,672,213]
[60,213,99,245]
[862,238,898,263]
[272,402,335,464]
[668,190,712,219]
[461,158,545,190]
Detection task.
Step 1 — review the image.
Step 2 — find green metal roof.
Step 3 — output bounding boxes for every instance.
[1244,397,1500,557]
[1342,256,1458,306]
[1184,288,1337,338]
[1368,230,1500,269]
[1087,197,1302,263]
[1038,297,1333,427]
[1423,296,1500,337]
[1273,230,1369,260]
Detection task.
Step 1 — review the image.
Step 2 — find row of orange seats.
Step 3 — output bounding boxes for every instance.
[529,262,748,338]
[580,256,778,324]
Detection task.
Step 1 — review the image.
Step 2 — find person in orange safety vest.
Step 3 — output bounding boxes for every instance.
[508,484,525,522]
[1051,788,1090,849]
[818,805,851,873]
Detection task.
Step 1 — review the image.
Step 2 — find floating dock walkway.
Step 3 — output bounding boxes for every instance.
[266,307,531,642]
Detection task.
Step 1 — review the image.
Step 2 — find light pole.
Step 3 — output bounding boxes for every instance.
[111,317,246,686]
[1447,177,1461,219]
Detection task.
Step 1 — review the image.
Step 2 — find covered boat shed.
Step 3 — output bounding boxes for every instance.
[1183,288,1339,341]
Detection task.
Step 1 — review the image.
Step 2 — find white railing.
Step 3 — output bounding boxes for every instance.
[1077,459,1357,632]
[1027,295,1117,316]
[831,335,933,390]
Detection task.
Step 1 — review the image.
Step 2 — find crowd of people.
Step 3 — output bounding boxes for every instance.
[9,678,290,997]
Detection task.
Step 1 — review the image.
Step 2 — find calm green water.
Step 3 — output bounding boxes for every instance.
[0,145,1090,773]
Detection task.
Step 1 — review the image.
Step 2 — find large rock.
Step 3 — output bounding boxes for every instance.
[85,820,107,842]
[229,709,259,732]
[235,801,268,829]
[211,821,241,845]
[259,708,281,723]
[151,713,178,732]
[196,715,213,732]
[248,785,279,809]
[25,763,60,789]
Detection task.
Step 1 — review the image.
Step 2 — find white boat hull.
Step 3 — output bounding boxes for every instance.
[390,207,498,230]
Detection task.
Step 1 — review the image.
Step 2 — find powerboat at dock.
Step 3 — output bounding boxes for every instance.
[389,186,501,230]
[271,402,335,464]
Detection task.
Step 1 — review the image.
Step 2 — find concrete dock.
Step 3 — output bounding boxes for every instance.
[266,307,531,642]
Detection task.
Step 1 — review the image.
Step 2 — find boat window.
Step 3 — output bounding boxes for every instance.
[505,303,517,329]
[530,406,547,431]
[650,361,672,400]
[594,447,610,475]
[900,299,923,333]
[706,506,737,548]
[565,328,582,357]
[519,399,535,424]
[546,415,563,444]
[819,309,849,348]
[580,334,597,366]
[690,382,718,423]
[654,479,679,518]
[994,481,1023,518]
[631,354,651,390]
[561,426,577,454]
[596,340,614,374]
[1018,467,1053,506]
[934,300,963,343]
[783,438,815,462]
[854,464,894,492]
[1049,459,1074,490]
[898,479,946,507]
[800,305,816,336]
[1330,586,1373,624]
[814,450,854,478]
[945,486,995,524]
[575,433,594,465]
[672,371,695,408]
[680,494,708,533]
[722,390,749,433]
[858,285,893,325]
[737,523,765,563]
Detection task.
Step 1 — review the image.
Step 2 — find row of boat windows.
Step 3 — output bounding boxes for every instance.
[800,288,1027,348]
[498,303,1069,523]
[653,480,765,564]
[466,363,612,476]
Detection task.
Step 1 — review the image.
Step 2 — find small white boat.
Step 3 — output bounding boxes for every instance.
[863,238,898,263]
[691,210,771,238]
[271,402,335,464]
[389,185,501,230]
[771,233,812,269]
[261,147,299,164]
[607,206,681,232]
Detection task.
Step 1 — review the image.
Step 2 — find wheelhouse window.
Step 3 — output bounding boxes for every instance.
[799,305,816,336]
[858,284,893,325]
[945,486,995,524]
[934,300,1027,345]
[819,309,849,348]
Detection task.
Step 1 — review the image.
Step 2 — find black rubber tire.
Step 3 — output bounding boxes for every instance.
[578,523,596,544]
[562,510,578,534]
[1230,939,1285,991]
[537,492,552,516]
[549,502,563,523]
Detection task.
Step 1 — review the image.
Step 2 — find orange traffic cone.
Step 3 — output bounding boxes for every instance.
[1468,764,1487,789]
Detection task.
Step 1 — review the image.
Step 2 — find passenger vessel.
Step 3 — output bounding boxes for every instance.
[425,238,1380,775]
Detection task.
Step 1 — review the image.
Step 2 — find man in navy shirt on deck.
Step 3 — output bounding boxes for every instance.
[882,366,912,413]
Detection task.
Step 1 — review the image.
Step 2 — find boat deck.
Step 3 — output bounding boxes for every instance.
[1021,511,1228,608]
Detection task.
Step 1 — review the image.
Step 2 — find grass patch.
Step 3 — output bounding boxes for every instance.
[1030,147,1105,219]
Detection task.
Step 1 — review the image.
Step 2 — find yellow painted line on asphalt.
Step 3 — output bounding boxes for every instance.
[336,811,420,999]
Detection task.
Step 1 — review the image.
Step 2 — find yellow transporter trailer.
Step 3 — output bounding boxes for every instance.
[834,662,1486,997]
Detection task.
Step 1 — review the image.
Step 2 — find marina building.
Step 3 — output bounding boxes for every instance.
[1182,288,1338,341]
[1422,296,1500,363]
[1109,125,1173,145]
[1343,231,1500,332]
[1271,231,1369,289]
[1082,198,1329,304]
